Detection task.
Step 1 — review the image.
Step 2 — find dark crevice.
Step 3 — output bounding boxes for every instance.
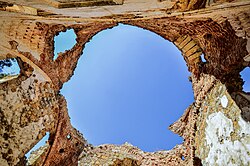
[231,92,250,122]
[59,148,64,153]
[229,67,250,122]
[193,156,202,166]
[203,33,212,40]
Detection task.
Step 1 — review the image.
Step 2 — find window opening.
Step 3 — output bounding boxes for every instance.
[241,67,250,92]
[25,132,49,160]
[200,53,206,63]
[0,58,20,83]
[54,29,77,60]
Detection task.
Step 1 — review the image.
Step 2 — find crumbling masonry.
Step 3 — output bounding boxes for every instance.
[0,0,249,165]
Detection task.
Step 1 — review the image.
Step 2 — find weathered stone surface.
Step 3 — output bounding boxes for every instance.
[41,95,88,166]
[78,143,186,166]
[42,0,124,8]
[0,60,58,165]
[0,0,249,165]
[231,92,250,122]
[195,77,250,165]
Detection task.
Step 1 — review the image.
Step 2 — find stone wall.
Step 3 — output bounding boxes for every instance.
[195,77,250,165]
[0,60,59,165]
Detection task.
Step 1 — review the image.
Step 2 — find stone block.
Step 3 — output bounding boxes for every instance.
[182,40,197,53]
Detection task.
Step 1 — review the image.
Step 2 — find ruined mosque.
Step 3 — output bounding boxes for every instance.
[0,0,249,165]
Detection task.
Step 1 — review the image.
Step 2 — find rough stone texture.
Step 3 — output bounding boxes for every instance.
[41,95,88,166]
[195,77,250,165]
[231,92,250,122]
[42,0,124,8]
[0,0,249,165]
[0,60,59,165]
[78,143,186,166]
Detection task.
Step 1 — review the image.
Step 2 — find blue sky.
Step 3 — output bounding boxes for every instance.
[59,24,193,152]
[241,68,250,92]
[0,59,20,75]
[24,23,249,157]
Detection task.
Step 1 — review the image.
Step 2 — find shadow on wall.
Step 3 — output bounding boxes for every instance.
[231,67,250,122]
[59,24,194,152]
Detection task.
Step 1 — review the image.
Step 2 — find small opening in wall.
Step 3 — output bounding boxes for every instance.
[54,29,77,60]
[0,58,20,83]
[59,148,64,153]
[200,53,206,63]
[25,132,49,159]
[66,134,71,139]
[240,67,250,92]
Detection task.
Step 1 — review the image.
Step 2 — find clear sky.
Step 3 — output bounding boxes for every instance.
[0,59,20,75]
[241,68,250,92]
[60,24,194,152]
[24,23,249,157]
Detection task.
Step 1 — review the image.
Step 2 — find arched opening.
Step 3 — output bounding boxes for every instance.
[54,29,76,60]
[0,58,20,83]
[239,67,250,122]
[25,132,49,161]
[61,24,194,152]
[200,53,206,63]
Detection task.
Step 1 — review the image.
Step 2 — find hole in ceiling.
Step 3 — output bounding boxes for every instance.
[25,132,49,160]
[0,58,20,83]
[241,67,250,92]
[54,29,77,60]
[61,24,194,152]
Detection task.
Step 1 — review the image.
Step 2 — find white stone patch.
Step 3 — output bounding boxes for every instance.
[205,112,233,145]
[205,112,250,166]
[220,95,228,108]
[238,116,250,137]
